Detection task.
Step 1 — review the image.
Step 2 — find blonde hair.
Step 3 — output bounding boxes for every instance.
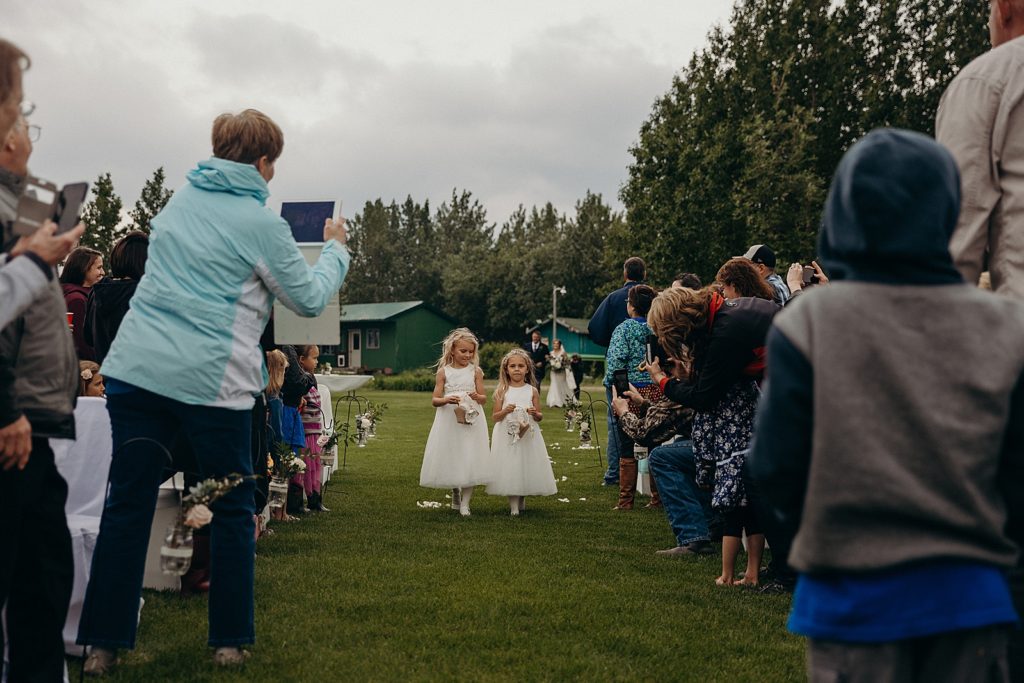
[495,348,536,398]
[647,286,716,362]
[266,349,287,397]
[212,109,284,165]
[78,361,101,397]
[436,327,480,368]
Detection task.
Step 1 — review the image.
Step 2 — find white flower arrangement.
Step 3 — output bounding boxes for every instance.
[549,355,565,372]
[181,474,250,528]
[506,406,532,444]
[454,392,480,425]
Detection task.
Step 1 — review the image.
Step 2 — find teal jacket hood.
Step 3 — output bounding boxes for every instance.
[186,157,270,205]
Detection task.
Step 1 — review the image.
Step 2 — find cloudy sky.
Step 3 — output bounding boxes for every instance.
[8,1,734,225]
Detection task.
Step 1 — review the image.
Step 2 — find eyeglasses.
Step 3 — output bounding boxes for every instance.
[26,124,40,142]
[19,101,35,117]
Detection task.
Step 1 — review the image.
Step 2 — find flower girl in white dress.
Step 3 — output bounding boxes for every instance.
[487,348,557,515]
[545,339,577,407]
[419,328,490,516]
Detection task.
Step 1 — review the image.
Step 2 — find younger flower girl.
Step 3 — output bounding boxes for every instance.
[487,348,557,515]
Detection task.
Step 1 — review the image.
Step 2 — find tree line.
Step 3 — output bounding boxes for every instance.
[342,190,634,342]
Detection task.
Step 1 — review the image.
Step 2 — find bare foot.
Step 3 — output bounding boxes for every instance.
[715,575,735,586]
[733,577,759,587]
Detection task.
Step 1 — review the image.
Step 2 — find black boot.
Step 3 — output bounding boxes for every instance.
[308,490,330,513]
[286,482,306,516]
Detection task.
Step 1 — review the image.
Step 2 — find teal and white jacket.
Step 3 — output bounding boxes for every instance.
[101,157,349,409]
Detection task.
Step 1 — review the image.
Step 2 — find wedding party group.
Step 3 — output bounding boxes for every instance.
[7,1,1024,679]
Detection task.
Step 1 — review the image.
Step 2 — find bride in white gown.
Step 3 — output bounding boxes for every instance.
[545,340,577,407]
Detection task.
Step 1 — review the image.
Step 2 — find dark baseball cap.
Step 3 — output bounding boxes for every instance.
[738,244,776,268]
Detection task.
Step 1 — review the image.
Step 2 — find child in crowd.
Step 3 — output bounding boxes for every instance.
[420,328,489,516]
[280,345,314,515]
[78,360,105,397]
[486,348,557,515]
[265,349,290,522]
[296,344,328,512]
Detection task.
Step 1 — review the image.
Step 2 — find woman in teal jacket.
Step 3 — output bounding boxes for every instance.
[78,109,350,672]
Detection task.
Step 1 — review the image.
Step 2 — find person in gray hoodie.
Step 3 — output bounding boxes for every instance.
[0,94,79,683]
[749,129,1024,681]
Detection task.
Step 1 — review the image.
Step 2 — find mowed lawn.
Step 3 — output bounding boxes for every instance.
[68,385,804,682]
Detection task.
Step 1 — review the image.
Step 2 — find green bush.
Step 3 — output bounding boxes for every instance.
[478,341,520,379]
[373,368,435,391]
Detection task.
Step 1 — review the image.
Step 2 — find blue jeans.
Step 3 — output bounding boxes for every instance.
[649,439,711,546]
[77,386,256,649]
[603,385,622,484]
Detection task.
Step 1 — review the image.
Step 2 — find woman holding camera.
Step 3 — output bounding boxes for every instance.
[645,287,776,579]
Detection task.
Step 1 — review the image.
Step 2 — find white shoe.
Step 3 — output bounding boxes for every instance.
[213,647,251,666]
[83,648,117,676]
[459,507,471,517]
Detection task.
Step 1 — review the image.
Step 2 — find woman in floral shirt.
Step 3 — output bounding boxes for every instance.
[604,285,659,510]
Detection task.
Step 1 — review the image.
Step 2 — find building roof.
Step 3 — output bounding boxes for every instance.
[341,301,456,323]
[527,317,592,335]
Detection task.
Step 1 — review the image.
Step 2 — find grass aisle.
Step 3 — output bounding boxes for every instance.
[73,387,804,682]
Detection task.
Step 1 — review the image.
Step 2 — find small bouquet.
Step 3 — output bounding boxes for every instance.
[453,392,480,425]
[272,441,307,479]
[181,473,250,528]
[506,406,533,444]
[549,355,565,372]
[563,395,582,430]
[318,421,355,452]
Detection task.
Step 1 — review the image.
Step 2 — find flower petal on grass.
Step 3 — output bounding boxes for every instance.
[560,476,568,482]
[579,498,587,501]
[557,498,570,503]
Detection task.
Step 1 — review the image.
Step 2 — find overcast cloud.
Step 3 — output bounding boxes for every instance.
[6,1,734,225]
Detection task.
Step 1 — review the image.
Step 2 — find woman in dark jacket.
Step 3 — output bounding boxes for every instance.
[646,286,777,585]
[60,246,104,360]
[85,231,149,363]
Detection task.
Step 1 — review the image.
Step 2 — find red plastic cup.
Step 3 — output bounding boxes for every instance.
[66,312,73,329]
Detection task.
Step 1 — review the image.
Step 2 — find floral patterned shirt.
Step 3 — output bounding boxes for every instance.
[603,317,653,388]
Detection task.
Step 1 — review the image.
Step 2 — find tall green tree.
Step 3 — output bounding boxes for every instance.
[80,172,123,259]
[622,0,989,281]
[129,167,173,234]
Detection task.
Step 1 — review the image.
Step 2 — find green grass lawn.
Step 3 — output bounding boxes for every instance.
[68,385,805,682]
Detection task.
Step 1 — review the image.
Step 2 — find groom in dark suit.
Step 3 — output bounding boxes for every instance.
[523,330,549,386]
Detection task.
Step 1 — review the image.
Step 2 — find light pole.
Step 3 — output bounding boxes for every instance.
[552,285,566,344]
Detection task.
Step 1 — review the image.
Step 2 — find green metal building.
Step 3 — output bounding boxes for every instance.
[335,301,457,373]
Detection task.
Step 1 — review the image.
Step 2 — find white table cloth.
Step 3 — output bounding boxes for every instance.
[313,374,373,394]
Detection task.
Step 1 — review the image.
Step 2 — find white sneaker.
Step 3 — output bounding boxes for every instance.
[83,648,117,676]
[213,647,251,666]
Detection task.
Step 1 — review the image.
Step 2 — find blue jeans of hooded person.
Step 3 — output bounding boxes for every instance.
[77,384,256,649]
[649,439,711,546]
[603,385,622,485]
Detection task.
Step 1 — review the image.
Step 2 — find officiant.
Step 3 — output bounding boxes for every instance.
[523,330,549,386]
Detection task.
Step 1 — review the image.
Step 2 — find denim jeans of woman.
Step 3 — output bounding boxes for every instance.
[77,384,256,649]
[648,439,712,546]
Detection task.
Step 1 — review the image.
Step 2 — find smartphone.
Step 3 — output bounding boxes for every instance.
[612,369,630,397]
[53,182,89,235]
[802,265,820,286]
